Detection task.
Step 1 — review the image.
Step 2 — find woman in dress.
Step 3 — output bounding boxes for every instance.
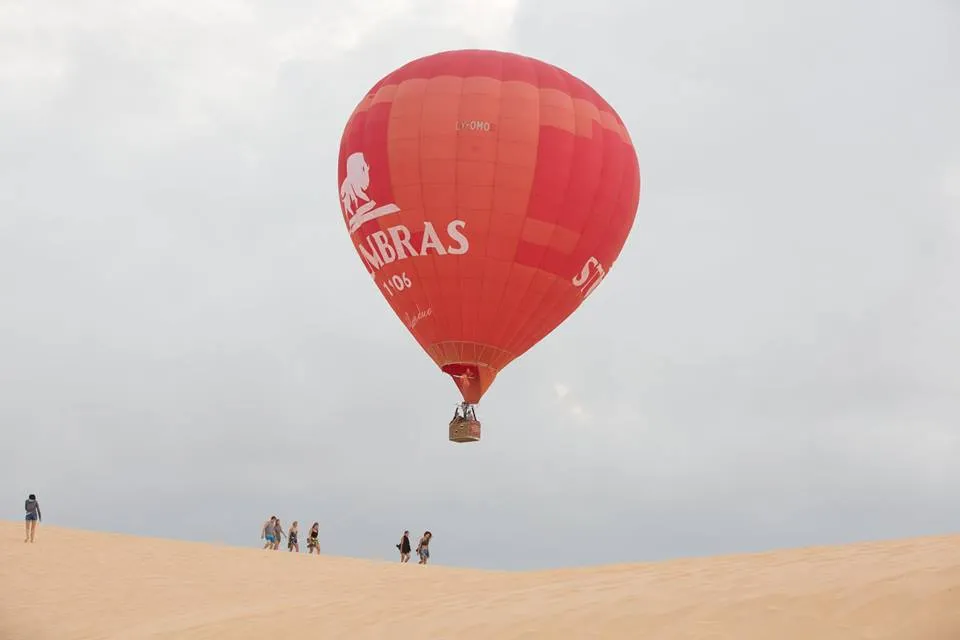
[306,522,321,554]
[287,521,300,553]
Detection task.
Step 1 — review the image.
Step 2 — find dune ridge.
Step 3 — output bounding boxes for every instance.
[2,522,960,639]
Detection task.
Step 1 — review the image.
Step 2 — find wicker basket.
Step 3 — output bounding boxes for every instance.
[449,417,481,443]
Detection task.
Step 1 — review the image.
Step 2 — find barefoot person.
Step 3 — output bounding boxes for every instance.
[416,531,432,565]
[24,494,41,543]
[262,516,277,549]
[272,518,285,550]
[287,521,300,553]
[397,530,412,563]
[306,522,320,555]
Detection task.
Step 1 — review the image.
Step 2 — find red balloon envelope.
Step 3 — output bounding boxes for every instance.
[337,49,640,413]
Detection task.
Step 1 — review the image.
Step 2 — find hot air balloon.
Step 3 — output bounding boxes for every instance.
[336,49,640,443]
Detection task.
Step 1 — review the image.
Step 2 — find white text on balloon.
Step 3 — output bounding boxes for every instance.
[356,220,469,273]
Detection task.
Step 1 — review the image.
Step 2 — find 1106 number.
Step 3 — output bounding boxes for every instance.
[380,272,412,297]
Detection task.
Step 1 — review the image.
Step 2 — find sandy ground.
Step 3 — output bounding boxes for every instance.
[2,522,960,639]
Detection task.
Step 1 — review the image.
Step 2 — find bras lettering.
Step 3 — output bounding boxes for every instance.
[357,220,469,273]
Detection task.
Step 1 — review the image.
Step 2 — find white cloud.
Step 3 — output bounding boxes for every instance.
[0,0,521,132]
[551,383,592,423]
[437,0,520,46]
[569,403,592,423]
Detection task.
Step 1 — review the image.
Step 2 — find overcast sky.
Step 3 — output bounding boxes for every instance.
[2,0,959,570]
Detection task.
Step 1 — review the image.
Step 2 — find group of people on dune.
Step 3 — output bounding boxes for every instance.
[22,494,435,566]
[258,518,434,564]
[261,516,320,554]
[397,529,433,565]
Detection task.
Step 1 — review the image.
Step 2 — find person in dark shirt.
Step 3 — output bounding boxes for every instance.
[397,530,412,563]
[307,522,320,555]
[24,494,41,543]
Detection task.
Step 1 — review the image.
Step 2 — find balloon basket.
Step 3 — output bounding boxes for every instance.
[449,417,481,443]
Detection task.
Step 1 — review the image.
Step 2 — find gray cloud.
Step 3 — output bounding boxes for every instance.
[2,0,959,570]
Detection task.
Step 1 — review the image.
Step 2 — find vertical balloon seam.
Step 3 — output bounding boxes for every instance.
[433,74,456,360]
[458,69,475,367]
[477,71,502,376]
[457,69,472,367]
[606,144,640,276]
[490,52,545,363]
[570,108,610,330]
[468,55,512,384]
[381,80,402,338]
[511,58,569,359]
[472,58,525,365]
[484,56,519,369]
[568,86,636,319]
[377,75,419,358]
[474,54,510,378]
[498,61,563,357]
[456,70,474,370]
[582,117,633,309]
[409,73,442,365]
[537,103,603,349]
[457,71,473,368]
[485,69,540,368]
[478,56,530,364]
[576,124,620,313]
[462,67,484,371]
[513,65,580,358]
[363,83,392,343]
[521,90,621,353]
[567,79,612,301]
[568,104,613,318]
[499,55,553,360]
[432,73,451,367]
[358,97,384,321]
[554,80,633,337]
[608,114,640,271]
[401,76,435,358]
[488,60,539,360]
[475,59,502,375]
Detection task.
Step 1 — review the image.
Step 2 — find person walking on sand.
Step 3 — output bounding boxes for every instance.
[287,521,300,553]
[262,516,277,549]
[24,494,41,543]
[397,530,412,563]
[416,531,432,565]
[306,522,320,554]
[272,518,285,550]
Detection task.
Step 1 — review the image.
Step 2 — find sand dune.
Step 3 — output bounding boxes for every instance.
[3,522,960,639]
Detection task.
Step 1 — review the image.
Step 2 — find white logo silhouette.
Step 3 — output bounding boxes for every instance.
[340,151,400,235]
